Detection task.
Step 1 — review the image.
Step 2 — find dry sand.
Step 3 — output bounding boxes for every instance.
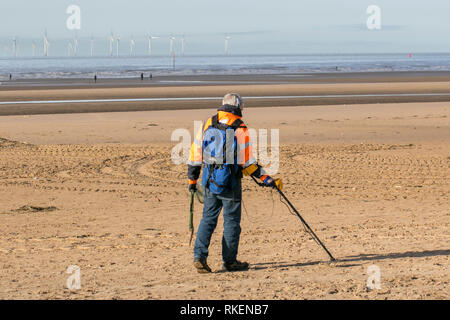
[0,84,449,299]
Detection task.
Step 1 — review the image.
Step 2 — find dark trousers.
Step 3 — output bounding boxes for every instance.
[193,183,242,263]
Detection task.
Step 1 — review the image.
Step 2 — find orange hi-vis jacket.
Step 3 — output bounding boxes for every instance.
[187,105,268,185]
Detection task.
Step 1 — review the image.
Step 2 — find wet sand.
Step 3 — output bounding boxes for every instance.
[1,72,450,116]
[3,71,450,90]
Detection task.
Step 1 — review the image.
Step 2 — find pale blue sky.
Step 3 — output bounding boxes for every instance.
[1,0,450,54]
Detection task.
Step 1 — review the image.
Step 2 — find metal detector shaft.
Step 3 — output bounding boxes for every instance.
[275,186,336,261]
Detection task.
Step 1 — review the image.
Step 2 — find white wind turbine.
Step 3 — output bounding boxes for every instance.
[130,36,136,56]
[169,36,176,56]
[181,35,186,56]
[115,35,121,57]
[43,30,50,57]
[224,36,231,55]
[67,42,73,56]
[108,32,115,56]
[90,37,94,57]
[146,34,159,56]
[73,37,79,57]
[32,42,36,57]
[12,36,17,57]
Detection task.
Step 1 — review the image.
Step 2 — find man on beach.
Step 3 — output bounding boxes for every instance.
[187,93,282,273]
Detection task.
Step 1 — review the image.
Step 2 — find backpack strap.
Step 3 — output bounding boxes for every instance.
[211,114,229,131]
[230,118,245,130]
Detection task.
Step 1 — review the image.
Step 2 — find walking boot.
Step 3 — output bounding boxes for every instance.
[193,258,212,274]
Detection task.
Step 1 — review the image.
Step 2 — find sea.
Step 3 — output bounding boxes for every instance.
[1,53,450,80]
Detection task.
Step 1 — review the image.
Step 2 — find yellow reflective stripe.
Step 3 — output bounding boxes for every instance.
[189,141,202,162]
[202,118,212,132]
[189,120,206,163]
[193,138,202,146]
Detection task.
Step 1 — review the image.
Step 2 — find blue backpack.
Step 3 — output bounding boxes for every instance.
[201,114,244,195]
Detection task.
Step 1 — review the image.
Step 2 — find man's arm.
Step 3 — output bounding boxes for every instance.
[187,121,204,190]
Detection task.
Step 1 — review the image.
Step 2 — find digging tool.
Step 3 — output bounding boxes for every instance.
[188,186,204,246]
[251,176,336,262]
[189,190,195,245]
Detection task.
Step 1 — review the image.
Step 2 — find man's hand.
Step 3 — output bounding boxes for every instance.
[262,176,283,190]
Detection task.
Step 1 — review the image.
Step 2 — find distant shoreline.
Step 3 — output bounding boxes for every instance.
[1,71,450,116]
[3,70,450,88]
[1,52,450,81]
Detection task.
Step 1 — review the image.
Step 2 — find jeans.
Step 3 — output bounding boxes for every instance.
[194,181,242,263]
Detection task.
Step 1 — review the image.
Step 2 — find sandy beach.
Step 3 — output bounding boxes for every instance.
[2,72,450,116]
[0,73,449,299]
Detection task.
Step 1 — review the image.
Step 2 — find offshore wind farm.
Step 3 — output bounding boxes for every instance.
[0,32,235,58]
[1,29,450,81]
